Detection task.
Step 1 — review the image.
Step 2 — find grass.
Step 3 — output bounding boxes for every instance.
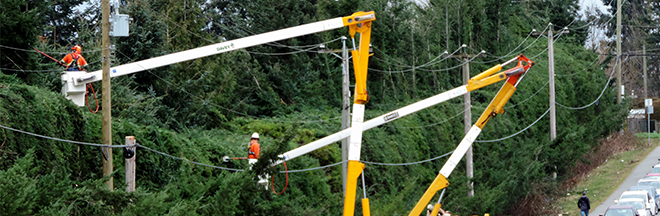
[554,138,660,215]
[635,133,660,139]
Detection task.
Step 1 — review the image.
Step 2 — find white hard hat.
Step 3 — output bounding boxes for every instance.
[427,204,434,211]
[251,132,259,139]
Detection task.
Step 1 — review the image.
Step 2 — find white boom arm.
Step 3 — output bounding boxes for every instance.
[62,12,376,106]
[275,54,532,166]
[275,86,468,165]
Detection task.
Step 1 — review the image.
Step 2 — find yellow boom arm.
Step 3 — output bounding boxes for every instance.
[408,55,534,216]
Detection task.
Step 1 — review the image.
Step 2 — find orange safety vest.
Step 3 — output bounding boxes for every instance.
[248,140,260,159]
[61,53,88,70]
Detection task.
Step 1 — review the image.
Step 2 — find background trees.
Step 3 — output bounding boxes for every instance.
[0,0,647,214]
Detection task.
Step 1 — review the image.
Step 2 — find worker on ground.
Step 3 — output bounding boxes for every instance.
[60,44,88,71]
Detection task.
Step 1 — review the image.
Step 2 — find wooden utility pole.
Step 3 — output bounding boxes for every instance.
[317,38,352,196]
[102,0,113,190]
[447,48,483,197]
[616,0,622,103]
[533,25,568,146]
[462,53,473,197]
[125,136,136,192]
[643,45,647,99]
[340,37,350,196]
[549,24,556,141]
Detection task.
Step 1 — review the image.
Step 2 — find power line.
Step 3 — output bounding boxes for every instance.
[471,25,551,64]
[0,124,134,148]
[370,46,462,71]
[0,59,103,73]
[115,50,342,124]
[505,81,549,109]
[529,27,571,60]
[475,107,551,143]
[361,151,454,166]
[555,57,618,110]
[136,143,245,172]
[370,51,482,73]
[386,107,466,129]
[0,120,457,173]
[555,56,601,77]
[473,26,550,64]
[0,44,106,54]
[159,9,343,56]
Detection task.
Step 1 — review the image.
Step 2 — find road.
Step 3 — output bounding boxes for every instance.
[591,146,660,215]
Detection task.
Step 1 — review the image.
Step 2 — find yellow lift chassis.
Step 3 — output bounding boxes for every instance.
[343,11,375,216]
[409,55,534,216]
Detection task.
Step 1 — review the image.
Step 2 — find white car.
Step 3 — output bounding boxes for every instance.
[652,164,660,173]
[618,198,652,216]
[620,191,658,216]
[630,186,660,212]
[639,178,660,198]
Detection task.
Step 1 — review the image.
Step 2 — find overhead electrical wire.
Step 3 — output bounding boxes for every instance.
[115,50,342,124]
[505,81,549,109]
[386,108,467,129]
[555,56,601,77]
[0,44,106,54]
[472,25,550,64]
[369,45,461,72]
[370,51,483,73]
[0,123,134,148]
[168,8,342,55]
[474,107,551,143]
[0,121,459,173]
[137,143,245,172]
[0,59,104,73]
[555,58,618,110]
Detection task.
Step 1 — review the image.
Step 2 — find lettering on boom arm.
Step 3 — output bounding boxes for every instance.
[217,43,235,52]
[383,112,399,122]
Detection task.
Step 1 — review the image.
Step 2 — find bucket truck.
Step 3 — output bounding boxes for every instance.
[60,10,376,203]
[409,55,533,216]
[273,54,534,216]
[60,11,376,107]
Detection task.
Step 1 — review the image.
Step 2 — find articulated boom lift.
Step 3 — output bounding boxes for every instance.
[410,55,533,216]
[273,54,533,216]
[60,12,376,107]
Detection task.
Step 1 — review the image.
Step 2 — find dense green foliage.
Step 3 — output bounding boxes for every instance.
[0,0,639,215]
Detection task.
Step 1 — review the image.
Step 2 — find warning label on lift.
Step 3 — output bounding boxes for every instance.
[383,112,399,122]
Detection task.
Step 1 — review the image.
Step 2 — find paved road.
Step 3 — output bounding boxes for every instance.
[592,146,660,215]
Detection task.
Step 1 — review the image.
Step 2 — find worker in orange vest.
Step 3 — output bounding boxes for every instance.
[248,132,261,159]
[60,44,88,71]
[247,132,268,187]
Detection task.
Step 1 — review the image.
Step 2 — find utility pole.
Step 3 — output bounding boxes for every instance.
[447,46,483,197]
[125,136,136,192]
[643,45,647,99]
[317,37,351,196]
[102,0,113,190]
[462,52,473,197]
[533,24,568,147]
[412,22,416,98]
[549,23,556,142]
[616,0,622,103]
[340,37,350,197]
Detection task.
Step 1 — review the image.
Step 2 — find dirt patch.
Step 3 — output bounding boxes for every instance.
[508,132,641,216]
